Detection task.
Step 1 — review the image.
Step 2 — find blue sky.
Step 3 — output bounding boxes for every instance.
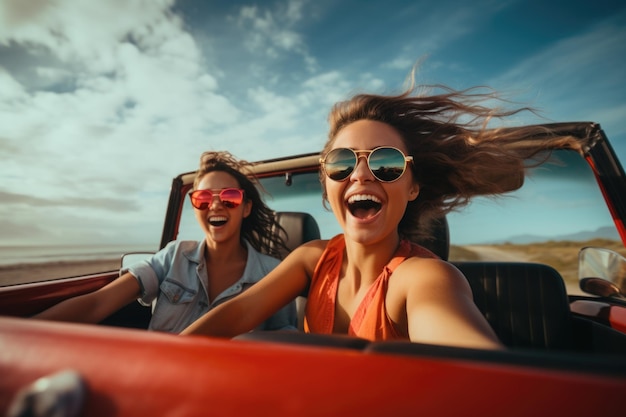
[0,0,624,246]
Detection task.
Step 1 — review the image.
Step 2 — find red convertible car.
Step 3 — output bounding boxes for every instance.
[1,122,625,416]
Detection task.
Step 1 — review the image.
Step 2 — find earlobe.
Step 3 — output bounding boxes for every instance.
[243,200,252,218]
[408,184,420,201]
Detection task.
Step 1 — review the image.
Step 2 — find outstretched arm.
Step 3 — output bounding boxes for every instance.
[403,259,503,349]
[181,243,322,337]
[32,272,141,324]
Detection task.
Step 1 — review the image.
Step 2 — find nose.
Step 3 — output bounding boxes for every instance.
[212,195,226,209]
[349,154,374,182]
[205,194,225,210]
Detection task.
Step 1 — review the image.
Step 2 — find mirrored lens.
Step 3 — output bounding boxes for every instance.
[189,188,244,210]
[190,190,212,210]
[322,147,408,182]
[219,188,244,208]
[369,147,406,182]
[324,148,357,181]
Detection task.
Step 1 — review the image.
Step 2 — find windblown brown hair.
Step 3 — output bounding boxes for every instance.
[322,84,584,243]
[194,151,288,258]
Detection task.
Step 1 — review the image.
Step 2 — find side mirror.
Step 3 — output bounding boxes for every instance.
[579,277,623,298]
[120,252,155,271]
[578,247,626,299]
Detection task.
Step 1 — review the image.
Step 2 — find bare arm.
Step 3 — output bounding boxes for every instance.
[402,259,503,349]
[32,272,141,324]
[181,242,323,337]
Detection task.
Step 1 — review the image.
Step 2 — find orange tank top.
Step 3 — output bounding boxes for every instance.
[304,234,438,341]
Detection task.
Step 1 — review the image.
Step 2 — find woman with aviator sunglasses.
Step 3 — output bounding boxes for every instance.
[34,151,297,333]
[182,82,576,349]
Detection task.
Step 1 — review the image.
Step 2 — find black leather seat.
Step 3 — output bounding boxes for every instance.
[414,217,572,350]
[272,211,321,259]
[275,212,447,260]
[454,261,573,350]
[273,211,321,330]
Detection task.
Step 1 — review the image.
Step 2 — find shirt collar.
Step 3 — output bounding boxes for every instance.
[184,239,262,285]
[239,240,264,285]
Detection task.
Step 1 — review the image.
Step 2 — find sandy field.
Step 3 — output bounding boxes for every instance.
[0,259,121,287]
[0,257,584,295]
[3,240,624,295]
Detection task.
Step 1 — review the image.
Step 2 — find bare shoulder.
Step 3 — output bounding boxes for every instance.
[282,239,329,274]
[393,257,472,297]
[299,238,330,251]
[290,238,329,256]
[395,257,502,348]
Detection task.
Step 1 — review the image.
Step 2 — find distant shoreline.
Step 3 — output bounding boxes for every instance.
[3,240,624,294]
[0,255,587,296]
[0,258,121,286]
[0,244,156,267]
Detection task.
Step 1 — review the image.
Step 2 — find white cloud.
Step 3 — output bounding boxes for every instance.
[0,68,25,101]
[0,0,240,245]
[34,66,70,85]
[1,0,624,249]
[0,0,338,246]
[234,0,316,70]
[0,1,166,69]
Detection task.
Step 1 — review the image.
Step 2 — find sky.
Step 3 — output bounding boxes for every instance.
[0,0,625,247]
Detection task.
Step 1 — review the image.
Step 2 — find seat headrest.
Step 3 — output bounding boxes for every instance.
[274,212,321,259]
[274,211,448,261]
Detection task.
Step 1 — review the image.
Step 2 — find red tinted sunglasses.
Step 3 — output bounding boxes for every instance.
[189,188,245,210]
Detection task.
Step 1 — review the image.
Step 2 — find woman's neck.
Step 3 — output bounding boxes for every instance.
[204,238,247,265]
[342,233,401,287]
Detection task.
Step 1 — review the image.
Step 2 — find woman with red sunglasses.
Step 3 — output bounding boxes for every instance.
[182,83,580,349]
[33,151,297,333]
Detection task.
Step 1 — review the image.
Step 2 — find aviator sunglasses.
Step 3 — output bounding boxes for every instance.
[189,188,245,210]
[319,146,413,183]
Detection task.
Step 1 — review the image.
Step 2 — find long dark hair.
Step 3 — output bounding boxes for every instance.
[322,84,583,242]
[194,151,288,258]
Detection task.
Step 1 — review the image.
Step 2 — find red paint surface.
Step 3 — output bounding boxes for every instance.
[1,317,624,417]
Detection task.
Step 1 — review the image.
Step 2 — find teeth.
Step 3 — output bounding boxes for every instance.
[209,216,227,222]
[347,194,381,204]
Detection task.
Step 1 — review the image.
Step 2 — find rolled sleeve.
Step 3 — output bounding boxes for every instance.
[127,261,160,306]
[124,241,178,307]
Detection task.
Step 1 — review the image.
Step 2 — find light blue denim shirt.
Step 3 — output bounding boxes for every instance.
[125,239,297,333]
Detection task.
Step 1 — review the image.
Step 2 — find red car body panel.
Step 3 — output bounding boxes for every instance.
[0,274,117,317]
[571,300,626,334]
[1,316,624,417]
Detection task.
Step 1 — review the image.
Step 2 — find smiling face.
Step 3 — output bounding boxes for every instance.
[325,119,419,246]
[194,170,252,245]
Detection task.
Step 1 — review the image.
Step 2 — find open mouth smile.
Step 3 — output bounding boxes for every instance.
[208,216,228,227]
[346,194,382,220]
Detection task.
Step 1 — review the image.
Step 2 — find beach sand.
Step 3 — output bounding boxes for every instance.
[1,242,594,294]
[0,256,586,295]
[0,259,121,286]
